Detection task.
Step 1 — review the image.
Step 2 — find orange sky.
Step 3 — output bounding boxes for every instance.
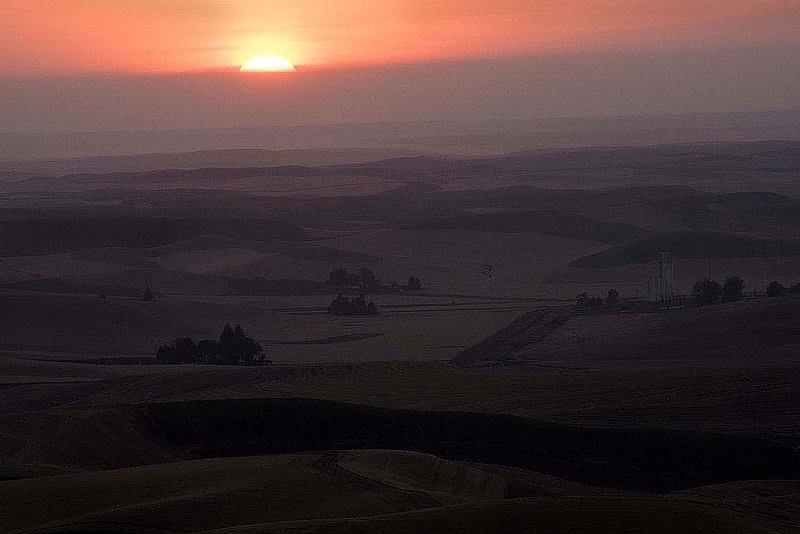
[1,0,799,74]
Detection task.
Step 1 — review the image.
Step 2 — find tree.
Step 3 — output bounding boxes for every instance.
[197,340,219,364]
[606,288,619,307]
[766,281,784,298]
[407,276,422,291]
[218,324,265,366]
[722,277,745,302]
[219,324,235,345]
[234,324,246,339]
[576,292,603,308]
[142,285,154,301]
[156,337,198,364]
[693,278,722,306]
[156,326,267,366]
[156,344,179,364]
[327,268,361,287]
[358,268,381,292]
[173,337,199,364]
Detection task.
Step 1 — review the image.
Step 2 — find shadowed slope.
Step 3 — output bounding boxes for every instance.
[0,217,306,256]
[0,452,501,534]
[401,211,646,244]
[146,398,800,492]
[211,493,799,534]
[572,231,800,268]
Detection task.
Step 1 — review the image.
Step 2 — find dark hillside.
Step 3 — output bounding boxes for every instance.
[0,217,307,255]
[572,231,800,268]
[401,211,646,244]
[148,398,800,493]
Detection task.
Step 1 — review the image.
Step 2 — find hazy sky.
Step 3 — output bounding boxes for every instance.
[1,1,799,131]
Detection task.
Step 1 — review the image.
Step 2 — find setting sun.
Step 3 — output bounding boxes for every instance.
[240,55,296,73]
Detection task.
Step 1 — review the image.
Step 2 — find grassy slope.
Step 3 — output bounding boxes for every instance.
[3,360,800,449]
[0,452,491,533]
[2,452,798,534]
[222,494,797,534]
[4,397,799,491]
[528,296,800,363]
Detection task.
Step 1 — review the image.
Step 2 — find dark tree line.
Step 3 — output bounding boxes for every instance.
[693,277,747,306]
[769,281,800,297]
[156,324,269,365]
[693,277,800,306]
[576,289,619,308]
[327,268,362,287]
[328,294,378,316]
[327,267,382,292]
[693,279,723,306]
[327,268,422,293]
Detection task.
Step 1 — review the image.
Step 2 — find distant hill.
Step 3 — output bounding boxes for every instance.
[0,217,307,256]
[656,192,800,235]
[224,277,337,296]
[401,211,647,244]
[0,148,422,175]
[571,231,800,268]
[427,185,705,213]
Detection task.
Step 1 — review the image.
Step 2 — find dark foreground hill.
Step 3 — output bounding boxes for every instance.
[5,397,798,493]
[147,398,800,492]
[2,398,799,533]
[3,456,797,534]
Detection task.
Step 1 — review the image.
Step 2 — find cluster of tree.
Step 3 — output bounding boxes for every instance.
[327,268,423,294]
[765,280,800,297]
[156,324,269,366]
[576,289,619,308]
[327,294,378,316]
[390,276,423,292]
[327,267,382,292]
[788,281,800,294]
[407,276,423,291]
[693,277,800,306]
[693,277,745,306]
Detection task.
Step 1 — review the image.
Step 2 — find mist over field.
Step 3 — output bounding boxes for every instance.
[2,111,800,162]
[2,45,799,134]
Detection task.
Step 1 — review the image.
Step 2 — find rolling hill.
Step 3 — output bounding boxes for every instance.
[571,231,800,268]
[0,217,307,256]
[401,211,647,244]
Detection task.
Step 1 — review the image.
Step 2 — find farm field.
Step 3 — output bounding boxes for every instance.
[2,141,800,532]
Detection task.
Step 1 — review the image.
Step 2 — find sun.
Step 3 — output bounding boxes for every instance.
[240,55,296,73]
